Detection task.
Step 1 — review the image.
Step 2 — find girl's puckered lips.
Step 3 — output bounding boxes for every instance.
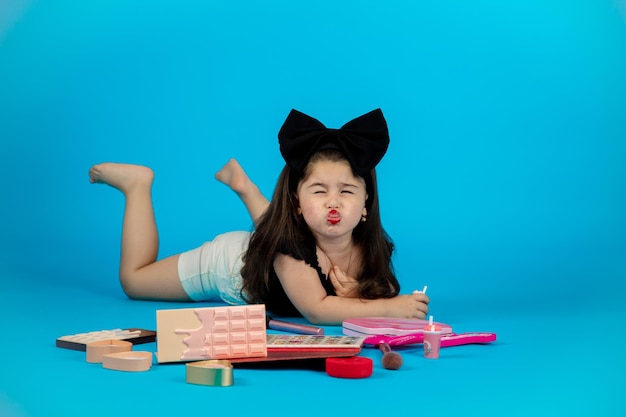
[327,209,340,225]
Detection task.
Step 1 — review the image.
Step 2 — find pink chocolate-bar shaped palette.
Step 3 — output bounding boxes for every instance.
[342,317,453,336]
[156,305,267,363]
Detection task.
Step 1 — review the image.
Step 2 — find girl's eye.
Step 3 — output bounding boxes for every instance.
[341,190,354,194]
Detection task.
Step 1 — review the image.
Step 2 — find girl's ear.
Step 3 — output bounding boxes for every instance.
[293,193,301,215]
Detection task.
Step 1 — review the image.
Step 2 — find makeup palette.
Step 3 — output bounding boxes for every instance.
[156,305,268,363]
[56,328,157,351]
[342,317,453,337]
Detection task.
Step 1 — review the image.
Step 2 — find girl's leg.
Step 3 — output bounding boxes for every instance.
[215,158,270,226]
[89,163,190,301]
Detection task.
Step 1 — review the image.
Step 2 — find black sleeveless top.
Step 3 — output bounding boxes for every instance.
[261,237,336,317]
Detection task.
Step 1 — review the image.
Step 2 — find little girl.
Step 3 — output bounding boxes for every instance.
[89,109,429,325]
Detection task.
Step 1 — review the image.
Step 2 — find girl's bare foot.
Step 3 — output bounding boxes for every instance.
[89,163,154,194]
[215,158,255,196]
[215,158,270,224]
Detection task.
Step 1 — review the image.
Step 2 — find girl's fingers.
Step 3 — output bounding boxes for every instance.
[412,292,430,304]
[328,267,344,288]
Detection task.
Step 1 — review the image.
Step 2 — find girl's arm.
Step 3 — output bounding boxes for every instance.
[274,254,429,325]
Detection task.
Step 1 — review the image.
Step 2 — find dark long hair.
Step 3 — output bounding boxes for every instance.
[240,149,400,303]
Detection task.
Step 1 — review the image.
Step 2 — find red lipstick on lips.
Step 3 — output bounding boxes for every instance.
[328,209,340,225]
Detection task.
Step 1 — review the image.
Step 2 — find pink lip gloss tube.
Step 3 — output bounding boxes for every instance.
[266,317,324,335]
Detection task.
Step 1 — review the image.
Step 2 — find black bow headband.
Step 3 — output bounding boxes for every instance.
[278,109,389,177]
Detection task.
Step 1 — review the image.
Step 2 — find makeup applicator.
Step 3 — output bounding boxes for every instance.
[379,341,403,370]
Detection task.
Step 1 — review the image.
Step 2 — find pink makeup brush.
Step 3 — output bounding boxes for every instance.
[379,341,403,370]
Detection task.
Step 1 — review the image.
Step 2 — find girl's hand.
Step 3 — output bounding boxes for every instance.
[328,265,359,298]
[388,293,430,319]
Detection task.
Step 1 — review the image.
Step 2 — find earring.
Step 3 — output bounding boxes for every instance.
[361,208,367,222]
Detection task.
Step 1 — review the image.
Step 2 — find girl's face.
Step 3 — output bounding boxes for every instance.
[296,159,367,241]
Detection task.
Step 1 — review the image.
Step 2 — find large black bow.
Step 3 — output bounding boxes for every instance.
[278,109,389,177]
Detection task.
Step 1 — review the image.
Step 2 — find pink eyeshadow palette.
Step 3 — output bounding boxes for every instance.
[156,305,267,363]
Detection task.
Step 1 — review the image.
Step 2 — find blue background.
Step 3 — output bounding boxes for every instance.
[1,0,625,416]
